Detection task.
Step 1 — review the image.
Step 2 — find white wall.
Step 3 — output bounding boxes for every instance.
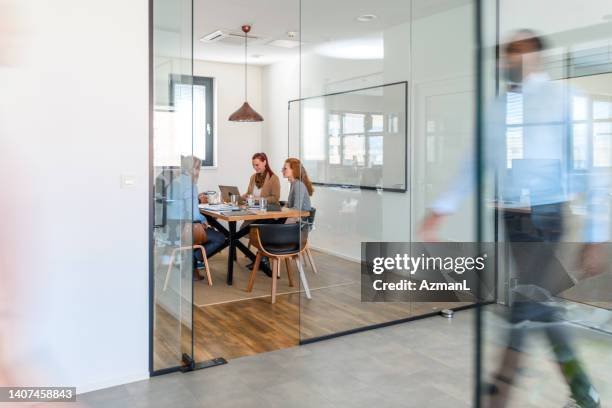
[194,60,264,194]
[261,56,299,199]
[0,0,149,393]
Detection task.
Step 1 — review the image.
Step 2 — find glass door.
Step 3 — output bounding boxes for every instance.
[151,0,196,373]
[476,1,612,406]
[296,0,481,344]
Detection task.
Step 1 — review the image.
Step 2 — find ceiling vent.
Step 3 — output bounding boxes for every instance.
[200,29,261,46]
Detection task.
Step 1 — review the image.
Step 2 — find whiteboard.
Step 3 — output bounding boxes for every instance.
[288,82,407,192]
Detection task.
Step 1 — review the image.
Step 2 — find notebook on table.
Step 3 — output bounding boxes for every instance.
[220,210,256,217]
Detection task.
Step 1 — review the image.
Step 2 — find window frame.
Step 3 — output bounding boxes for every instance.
[169,75,215,167]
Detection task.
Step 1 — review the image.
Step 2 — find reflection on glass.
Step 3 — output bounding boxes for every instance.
[370,114,384,132]
[290,82,407,190]
[593,123,612,167]
[573,123,588,169]
[304,105,326,161]
[573,96,588,121]
[477,23,612,408]
[594,100,612,120]
[342,112,365,133]
[342,134,365,166]
[506,127,523,168]
[368,135,383,166]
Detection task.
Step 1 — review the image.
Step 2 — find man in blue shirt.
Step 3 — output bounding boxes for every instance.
[419,31,606,408]
[168,155,225,275]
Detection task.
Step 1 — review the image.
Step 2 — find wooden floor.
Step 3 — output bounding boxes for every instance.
[153,249,473,371]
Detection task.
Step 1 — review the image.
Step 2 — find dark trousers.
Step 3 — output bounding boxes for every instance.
[195,228,225,262]
[501,204,598,407]
[167,220,226,262]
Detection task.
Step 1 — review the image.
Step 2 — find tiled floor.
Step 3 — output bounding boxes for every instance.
[81,310,475,408]
[80,304,612,408]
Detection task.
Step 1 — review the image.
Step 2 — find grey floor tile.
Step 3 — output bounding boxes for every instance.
[81,311,478,408]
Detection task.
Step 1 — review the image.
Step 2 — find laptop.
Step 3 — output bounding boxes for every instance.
[219,185,241,203]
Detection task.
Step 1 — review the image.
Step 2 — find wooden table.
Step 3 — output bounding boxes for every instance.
[200,207,310,285]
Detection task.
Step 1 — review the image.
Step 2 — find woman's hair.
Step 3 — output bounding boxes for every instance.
[180,155,202,174]
[252,152,274,178]
[285,157,314,196]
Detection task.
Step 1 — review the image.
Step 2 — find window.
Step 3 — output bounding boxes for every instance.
[328,111,386,168]
[505,91,524,168]
[170,75,215,167]
[571,94,612,169]
[504,90,612,170]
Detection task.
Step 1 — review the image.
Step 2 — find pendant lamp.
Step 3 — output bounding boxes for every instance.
[229,25,264,122]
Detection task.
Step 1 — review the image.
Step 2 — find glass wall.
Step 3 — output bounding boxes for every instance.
[296,0,481,342]
[477,1,612,406]
[151,0,195,372]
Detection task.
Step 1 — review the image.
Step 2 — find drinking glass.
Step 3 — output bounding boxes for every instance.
[259,197,267,211]
[206,191,218,204]
[247,194,255,208]
[230,194,239,207]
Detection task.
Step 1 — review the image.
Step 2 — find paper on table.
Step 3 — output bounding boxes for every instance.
[199,203,239,211]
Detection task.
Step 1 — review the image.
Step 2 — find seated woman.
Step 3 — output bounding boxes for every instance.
[243,152,280,204]
[168,155,225,277]
[281,158,314,222]
[241,152,281,234]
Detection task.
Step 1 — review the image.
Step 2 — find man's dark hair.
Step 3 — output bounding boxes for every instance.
[504,29,548,54]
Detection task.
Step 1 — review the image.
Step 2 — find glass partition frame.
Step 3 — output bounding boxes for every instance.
[150,0,196,375]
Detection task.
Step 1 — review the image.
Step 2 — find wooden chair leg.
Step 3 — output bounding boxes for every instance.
[194,245,212,286]
[163,248,179,291]
[271,258,279,304]
[246,252,262,292]
[284,257,294,287]
[295,255,312,299]
[306,248,318,274]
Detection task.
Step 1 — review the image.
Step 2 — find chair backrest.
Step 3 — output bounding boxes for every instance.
[253,223,308,254]
[302,207,316,231]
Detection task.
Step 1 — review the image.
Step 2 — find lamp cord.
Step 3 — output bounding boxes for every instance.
[244,30,247,101]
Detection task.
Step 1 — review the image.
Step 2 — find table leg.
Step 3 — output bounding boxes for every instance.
[227,221,236,285]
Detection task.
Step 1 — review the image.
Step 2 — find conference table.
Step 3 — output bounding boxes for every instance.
[200,206,310,285]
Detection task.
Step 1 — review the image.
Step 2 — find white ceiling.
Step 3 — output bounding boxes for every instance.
[153,0,471,65]
[155,0,612,66]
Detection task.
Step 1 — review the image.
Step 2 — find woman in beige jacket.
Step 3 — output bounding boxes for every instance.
[243,152,280,204]
[242,153,281,273]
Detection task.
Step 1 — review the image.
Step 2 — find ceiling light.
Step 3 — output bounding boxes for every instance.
[267,39,301,49]
[228,25,263,122]
[287,31,298,38]
[356,14,377,22]
[316,34,384,60]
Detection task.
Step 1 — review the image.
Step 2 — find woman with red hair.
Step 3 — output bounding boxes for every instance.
[243,152,280,204]
[281,158,314,222]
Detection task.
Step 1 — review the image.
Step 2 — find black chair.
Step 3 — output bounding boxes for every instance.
[246,223,311,303]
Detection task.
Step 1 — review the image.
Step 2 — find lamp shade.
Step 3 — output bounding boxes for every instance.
[228,101,264,122]
[228,24,264,123]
